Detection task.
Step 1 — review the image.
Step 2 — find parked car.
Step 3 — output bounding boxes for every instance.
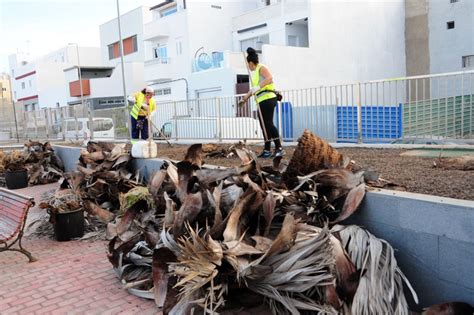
[63,118,115,140]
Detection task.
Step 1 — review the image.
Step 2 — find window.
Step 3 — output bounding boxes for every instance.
[447,21,455,29]
[450,0,459,3]
[21,82,25,89]
[14,91,16,99]
[211,5,222,9]
[108,42,121,59]
[123,35,138,55]
[160,5,177,17]
[155,88,171,95]
[462,55,474,68]
[66,121,83,132]
[153,45,169,63]
[89,119,113,132]
[240,34,269,53]
[29,80,32,87]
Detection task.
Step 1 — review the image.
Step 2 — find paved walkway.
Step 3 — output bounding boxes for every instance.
[1,184,158,315]
[0,239,157,315]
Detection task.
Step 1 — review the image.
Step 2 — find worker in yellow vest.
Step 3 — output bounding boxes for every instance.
[239,47,284,158]
[128,86,156,140]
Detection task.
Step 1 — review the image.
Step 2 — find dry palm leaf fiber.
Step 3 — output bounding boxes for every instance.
[283,130,344,188]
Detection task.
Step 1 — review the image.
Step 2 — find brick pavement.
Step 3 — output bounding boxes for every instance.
[1,184,158,315]
[0,238,158,315]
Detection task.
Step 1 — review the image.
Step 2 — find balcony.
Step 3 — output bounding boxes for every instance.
[144,58,174,82]
[232,0,308,32]
[143,10,186,41]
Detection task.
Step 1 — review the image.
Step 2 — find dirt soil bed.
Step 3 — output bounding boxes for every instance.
[155,143,473,201]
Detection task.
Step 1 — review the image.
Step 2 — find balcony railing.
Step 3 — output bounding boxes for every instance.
[145,57,171,65]
[144,58,173,81]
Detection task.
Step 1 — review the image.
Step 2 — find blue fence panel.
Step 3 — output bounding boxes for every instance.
[337,104,403,142]
[274,102,293,141]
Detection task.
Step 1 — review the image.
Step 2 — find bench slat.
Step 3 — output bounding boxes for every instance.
[0,211,25,224]
[0,188,34,202]
[0,196,32,210]
[0,202,28,217]
[0,220,19,241]
[0,221,19,235]
[1,203,27,215]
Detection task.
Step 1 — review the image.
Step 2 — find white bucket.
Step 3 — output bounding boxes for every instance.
[131,141,158,159]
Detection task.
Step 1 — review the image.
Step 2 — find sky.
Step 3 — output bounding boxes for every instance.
[0,0,158,73]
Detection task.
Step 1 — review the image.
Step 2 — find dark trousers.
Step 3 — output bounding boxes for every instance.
[258,97,281,150]
[131,116,149,140]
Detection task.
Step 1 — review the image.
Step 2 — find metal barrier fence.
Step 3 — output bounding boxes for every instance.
[1,70,473,144]
[152,70,473,143]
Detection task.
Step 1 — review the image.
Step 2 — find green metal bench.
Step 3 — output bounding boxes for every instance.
[0,188,37,262]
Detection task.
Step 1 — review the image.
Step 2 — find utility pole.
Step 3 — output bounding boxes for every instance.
[116,0,129,140]
[6,78,20,143]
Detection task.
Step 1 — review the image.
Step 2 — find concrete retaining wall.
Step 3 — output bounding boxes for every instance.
[347,190,474,309]
[52,145,474,309]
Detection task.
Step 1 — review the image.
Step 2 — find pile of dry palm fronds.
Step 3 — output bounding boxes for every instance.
[0,141,64,186]
[30,142,137,239]
[106,130,418,314]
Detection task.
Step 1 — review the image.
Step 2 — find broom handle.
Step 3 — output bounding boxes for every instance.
[147,104,152,157]
[242,52,270,144]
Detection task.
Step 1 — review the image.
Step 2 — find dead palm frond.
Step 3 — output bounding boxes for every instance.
[332,224,418,315]
[240,220,337,315]
[170,224,226,314]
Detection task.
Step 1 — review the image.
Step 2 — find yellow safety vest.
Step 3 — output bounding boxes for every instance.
[251,63,276,103]
[130,92,156,119]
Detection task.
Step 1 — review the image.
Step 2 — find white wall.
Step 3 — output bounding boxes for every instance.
[99,6,151,65]
[37,62,69,108]
[186,2,237,56]
[263,0,406,91]
[428,0,474,74]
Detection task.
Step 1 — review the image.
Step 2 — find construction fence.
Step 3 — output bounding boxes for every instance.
[1,70,473,144]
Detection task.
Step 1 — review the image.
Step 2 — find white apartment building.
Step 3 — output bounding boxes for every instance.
[142,0,265,102]
[141,0,407,101]
[63,6,153,110]
[233,0,406,90]
[9,46,101,111]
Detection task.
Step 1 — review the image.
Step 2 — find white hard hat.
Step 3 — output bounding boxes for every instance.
[145,86,154,93]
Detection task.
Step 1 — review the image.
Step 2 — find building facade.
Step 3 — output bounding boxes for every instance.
[405,0,474,76]
[9,46,101,111]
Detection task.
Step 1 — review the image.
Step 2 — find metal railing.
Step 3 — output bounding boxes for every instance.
[152,70,473,143]
[0,70,472,144]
